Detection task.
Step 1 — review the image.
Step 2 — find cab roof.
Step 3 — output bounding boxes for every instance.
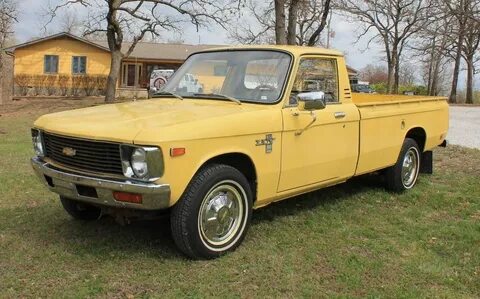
[193,45,344,57]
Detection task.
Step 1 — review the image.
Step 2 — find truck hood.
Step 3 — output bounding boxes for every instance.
[34,98,278,143]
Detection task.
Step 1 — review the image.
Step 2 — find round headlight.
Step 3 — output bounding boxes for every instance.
[131,148,148,178]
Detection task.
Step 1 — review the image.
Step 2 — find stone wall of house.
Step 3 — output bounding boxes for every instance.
[0,53,14,104]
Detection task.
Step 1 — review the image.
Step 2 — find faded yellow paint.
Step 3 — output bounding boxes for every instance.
[33,45,449,209]
[14,36,111,77]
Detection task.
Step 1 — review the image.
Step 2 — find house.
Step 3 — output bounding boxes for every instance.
[5,32,359,98]
[5,32,219,97]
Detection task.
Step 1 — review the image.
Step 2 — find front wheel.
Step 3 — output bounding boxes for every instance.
[170,164,253,259]
[385,138,421,192]
[60,196,102,220]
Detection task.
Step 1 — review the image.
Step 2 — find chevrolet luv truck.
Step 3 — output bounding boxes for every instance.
[31,46,449,259]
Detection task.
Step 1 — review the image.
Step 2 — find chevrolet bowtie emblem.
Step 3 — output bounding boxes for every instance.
[256,134,275,153]
[62,147,76,157]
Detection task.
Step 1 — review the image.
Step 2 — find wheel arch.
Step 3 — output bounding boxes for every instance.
[405,127,427,152]
[199,152,258,202]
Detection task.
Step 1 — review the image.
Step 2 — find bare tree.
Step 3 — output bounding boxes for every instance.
[337,0,433,94]
[443,0,471,103]
[410,7,452,96]
[461,3,480,104]
[47,0,239,102]
[58,10,83,35]
[0,0,17,104]
[230,0,332,46]
[359,64,389,84]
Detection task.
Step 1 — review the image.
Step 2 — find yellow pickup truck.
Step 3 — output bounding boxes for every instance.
[31,46,449,259]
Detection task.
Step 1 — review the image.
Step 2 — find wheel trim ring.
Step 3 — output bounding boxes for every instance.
[401,147,420,188]
[197,180,248,252]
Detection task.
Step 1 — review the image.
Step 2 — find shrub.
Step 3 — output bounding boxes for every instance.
[44,75,58,96]
[32,75,48,96]
[95,75,108,96]
[71,75,87,96]
[83,75,98,96]
[14,74,31,96]
[58,74,70,96]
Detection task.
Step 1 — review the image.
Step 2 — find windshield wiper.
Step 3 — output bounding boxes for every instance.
[193,93,242,105]
[152,91,184,100]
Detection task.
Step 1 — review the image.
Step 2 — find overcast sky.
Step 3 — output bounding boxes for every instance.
[13,0,475,89]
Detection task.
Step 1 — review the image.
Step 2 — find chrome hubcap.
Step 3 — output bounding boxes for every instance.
[199,182,244,246]
[401,148,419,187]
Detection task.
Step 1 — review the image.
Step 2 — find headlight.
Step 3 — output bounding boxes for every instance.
[120,145,163,181]
[31,129,45,157]
[131,148,148,178]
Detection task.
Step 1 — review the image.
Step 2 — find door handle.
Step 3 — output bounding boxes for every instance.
[334,112,346,119]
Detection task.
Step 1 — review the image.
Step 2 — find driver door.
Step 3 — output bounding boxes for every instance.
[278,56,360,192]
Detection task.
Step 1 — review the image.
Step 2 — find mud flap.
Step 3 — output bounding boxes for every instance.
[420,151,433,174]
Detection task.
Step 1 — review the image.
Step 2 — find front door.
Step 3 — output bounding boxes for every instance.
[278,56,360,192]
[122,63,142,87]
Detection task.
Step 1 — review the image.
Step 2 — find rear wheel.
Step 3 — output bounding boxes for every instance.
[385,138,421,192]
[60,196,102,220]
[170,164,252,259]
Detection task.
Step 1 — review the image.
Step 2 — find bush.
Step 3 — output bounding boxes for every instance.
[44,75,58,96]
[14,74,31,96]
[83,75,98,96]
[31,75,48,96]
[58,74,70,96]
[95,75,108,96]
[71,75,87,96]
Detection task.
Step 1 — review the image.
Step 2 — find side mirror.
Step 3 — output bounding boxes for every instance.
[297,91,326,111]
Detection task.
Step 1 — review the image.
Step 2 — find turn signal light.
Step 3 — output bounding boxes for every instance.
[170,147,186,157]
[113,191,143,204]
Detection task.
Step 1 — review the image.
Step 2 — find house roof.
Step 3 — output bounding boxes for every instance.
[5,32,359,74]
[4,32,110,53]
[5,32,222,62]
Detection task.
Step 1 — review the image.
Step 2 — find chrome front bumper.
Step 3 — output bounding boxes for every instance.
[31,157,171,210]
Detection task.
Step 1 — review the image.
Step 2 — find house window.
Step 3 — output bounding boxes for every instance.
[44,55,59,74]
[72,56,87,74]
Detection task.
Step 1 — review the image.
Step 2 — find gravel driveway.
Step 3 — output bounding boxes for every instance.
[448,106,480,149]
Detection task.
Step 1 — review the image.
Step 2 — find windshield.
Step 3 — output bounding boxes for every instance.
[160,50,292,104]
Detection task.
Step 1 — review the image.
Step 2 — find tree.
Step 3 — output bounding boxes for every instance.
[337,0,433,94]
[411,7,452,96]
[461,3,480,104]
[359,64,388,84]
[443,0,471,103]
[48,0,238,102]
[0,0,17,105]
[230,0,332,46]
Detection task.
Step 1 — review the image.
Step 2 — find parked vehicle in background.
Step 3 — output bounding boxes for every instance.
[177,73,204,93]
[31,45,449,259]
[352,83,375,93]
[148,69,175,94]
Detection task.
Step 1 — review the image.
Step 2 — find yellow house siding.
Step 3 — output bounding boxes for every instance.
[14,37,111,76]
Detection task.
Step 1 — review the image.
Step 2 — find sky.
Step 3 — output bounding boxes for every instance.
[13,0,476,89]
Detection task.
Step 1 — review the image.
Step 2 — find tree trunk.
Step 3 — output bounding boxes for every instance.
[450,23,465,103]
[466,57,474,104]
[274,0,287,45]
[105,50,122,102]
[394,54,400,94]
[286,0,299,45]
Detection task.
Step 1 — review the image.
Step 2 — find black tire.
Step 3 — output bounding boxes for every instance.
[60,196,102,220]
[170,164,253,259]
[385,138,421,192]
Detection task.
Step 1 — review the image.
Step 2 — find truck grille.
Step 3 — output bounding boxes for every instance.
[43,133,123,175]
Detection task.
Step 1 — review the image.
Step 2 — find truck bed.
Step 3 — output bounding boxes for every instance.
[352,93,447,107]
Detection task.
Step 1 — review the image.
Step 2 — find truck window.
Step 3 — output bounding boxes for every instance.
[292,58,339,104]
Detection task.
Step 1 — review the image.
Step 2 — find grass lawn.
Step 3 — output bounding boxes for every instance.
[1,99,479,298]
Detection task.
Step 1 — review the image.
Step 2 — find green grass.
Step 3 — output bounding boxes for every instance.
[1,100,479,298]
